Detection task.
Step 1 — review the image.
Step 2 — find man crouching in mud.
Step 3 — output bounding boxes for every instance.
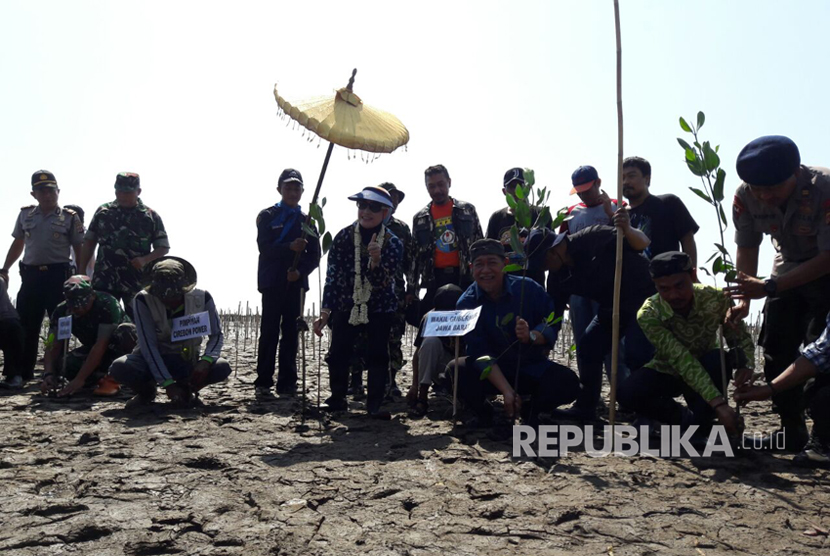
[109,257,231,409]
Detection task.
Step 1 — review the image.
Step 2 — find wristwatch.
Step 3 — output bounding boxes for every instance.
[529,331,539,344]
[763,278,778,297]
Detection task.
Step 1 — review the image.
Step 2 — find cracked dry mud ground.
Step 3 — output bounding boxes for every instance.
[1,332,829,555]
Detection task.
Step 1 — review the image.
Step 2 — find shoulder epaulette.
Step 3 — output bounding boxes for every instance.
[20,205,35,211]
[63,207,77,216]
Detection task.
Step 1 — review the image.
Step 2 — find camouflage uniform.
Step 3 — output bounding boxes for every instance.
[48,291,136,382]
[85,199,169,312]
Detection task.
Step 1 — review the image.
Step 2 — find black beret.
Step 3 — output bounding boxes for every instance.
[736,135,800,187]
[434,284,463,311]
[469,239,505,262]
[649,251,693,279]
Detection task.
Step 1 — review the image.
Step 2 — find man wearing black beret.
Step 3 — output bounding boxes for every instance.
[619,252,755,437]
[726,135,830,451]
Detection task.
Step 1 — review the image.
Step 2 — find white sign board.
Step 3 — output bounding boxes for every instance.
[171,311,212,342]
[57,316,73,340]
[423,306,482,338]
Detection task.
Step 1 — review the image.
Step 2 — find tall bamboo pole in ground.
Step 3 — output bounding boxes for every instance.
[609,0,624,433]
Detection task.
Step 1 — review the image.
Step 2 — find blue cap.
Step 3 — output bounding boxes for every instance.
[570,165,599,194]
[347,186,394,208]
[524,228,567,273]
[736,135,800,187]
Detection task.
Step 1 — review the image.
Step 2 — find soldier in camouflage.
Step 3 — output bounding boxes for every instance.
[78,172,170,318]
[347,183,414,398]
[41,275,136,397]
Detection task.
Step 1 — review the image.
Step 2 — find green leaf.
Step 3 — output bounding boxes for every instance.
[479,366,492,381]
[713,256,723,274]
[689,187,712,204]
[713,168,726,202]
[719,204,728,229]
[702,141,720,172]
[515,202,532,229]
[706,252,719,263]
[322,197,327,207]
[321,231,333,254]
[503,263,523,273]
[715,243,729,256]
[686,158,707,177]
[551,316,563,325]
[724,270,738,283]
[685,148,696,162]
[310,203,323,221]
[535,206,552,229]
[302,222,319,238]
[523,168,535,188]
[569,344,577,352]
[317,218,325,236]
[508,226,524,256]
[679,117,692,132]
[546,311,556,323]
[500,312,515,326]
[697,111,705,129]
[505,193,517,210]
[698,267,711,276]
[515,184,526,200]
[677,138,693,152]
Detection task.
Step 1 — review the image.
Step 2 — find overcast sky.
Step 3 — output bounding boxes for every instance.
[2,0,828,319]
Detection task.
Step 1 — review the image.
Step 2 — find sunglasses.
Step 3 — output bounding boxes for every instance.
[356,200,384,213]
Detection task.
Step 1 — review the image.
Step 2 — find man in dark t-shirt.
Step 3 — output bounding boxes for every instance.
[622,156,699,262]
[526,225,656,419]
[486,167,546,285]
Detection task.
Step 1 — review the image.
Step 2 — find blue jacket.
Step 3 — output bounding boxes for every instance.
[256,205,321,292]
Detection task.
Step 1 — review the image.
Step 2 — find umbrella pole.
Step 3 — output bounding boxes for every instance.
[291,141,335,271]
[609,0,624,442]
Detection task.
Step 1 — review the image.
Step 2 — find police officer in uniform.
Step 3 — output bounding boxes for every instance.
[0,170,83,382]
[726,135,830,451]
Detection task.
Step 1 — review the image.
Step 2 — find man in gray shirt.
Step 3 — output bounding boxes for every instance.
[1,170,83,381]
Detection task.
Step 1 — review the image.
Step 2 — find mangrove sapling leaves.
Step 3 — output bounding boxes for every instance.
[322,232,333,254]
[680,117,692,132]
[697,111,705,129]
[302,223,319,238]
[690,187,713,204]
[503,263,524,273]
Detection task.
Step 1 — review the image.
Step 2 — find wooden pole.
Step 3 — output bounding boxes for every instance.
[452,337,461,429]
[609,0,624,435]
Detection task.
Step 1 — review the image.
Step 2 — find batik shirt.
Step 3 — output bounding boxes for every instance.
[322,224,403,314]
[803,313,830,374]
[637,284,755,402]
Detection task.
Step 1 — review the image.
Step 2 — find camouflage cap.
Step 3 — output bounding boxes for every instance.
[115,172,140,192]
[63,275,94,308]
[145,256,197,299]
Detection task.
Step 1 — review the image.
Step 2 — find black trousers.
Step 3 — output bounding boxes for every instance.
[805,374,830,443]
[17,263,69,376]
[759,275,830,421]
[618,349,735,428]
[0,318,25,378]
[255,285,302,390]
[327,311,392,412]
[457,356,581,421]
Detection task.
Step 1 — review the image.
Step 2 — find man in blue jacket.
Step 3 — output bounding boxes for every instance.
[254,169,321,398]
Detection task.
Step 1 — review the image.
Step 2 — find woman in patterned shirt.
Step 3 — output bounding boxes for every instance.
[314,186,403,419]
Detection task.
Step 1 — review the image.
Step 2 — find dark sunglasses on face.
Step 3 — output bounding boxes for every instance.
[357,200,384,213]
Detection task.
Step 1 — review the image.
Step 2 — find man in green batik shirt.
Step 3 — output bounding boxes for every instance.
[78,172,170,318]
[618,252,755,436]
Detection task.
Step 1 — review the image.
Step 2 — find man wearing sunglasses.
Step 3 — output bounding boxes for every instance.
[410,164,483,322]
